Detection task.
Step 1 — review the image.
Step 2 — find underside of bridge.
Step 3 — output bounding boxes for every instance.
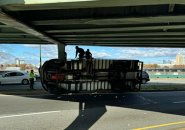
[1,0,185,47]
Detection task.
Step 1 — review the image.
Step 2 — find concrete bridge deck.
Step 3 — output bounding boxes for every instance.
[0,1,185,47]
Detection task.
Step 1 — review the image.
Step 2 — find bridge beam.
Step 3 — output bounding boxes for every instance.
[0,10,62,45]
[2,0,185,10]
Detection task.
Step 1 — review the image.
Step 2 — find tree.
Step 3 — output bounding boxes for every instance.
[19,64,27,70]
[173,65,185,69]
[163,66,169,69]
[143,64,159,69]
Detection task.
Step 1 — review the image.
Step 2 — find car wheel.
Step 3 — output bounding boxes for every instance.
[22,79,29,85]
[142,79,147,84]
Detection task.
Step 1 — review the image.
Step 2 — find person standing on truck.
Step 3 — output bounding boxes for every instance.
[85,49,92,60]
[64,52,67,61]
[75,46,85,60]
[29,69,35,90]
[85,49,93,74]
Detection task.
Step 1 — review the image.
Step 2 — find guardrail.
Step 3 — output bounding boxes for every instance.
[150,75,185,78]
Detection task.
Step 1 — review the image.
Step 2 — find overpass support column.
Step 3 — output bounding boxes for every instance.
[58,44,66,61]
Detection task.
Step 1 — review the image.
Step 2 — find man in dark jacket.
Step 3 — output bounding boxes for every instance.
[75,46,85,60]
[85,49,92,60]
[85,49,93,74]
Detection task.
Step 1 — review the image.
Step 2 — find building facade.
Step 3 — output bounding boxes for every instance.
[176,53,184,65]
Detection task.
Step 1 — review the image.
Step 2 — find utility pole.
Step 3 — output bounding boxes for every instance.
[40,44,42,68]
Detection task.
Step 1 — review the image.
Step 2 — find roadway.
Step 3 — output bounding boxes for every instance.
[1,81,185,129]
[0,92,185,130]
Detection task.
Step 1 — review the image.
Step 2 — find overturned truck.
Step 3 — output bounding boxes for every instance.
[40,59,143,94]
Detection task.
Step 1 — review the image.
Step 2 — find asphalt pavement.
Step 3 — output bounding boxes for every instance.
[0,81,42,91]
[0,91,185,130]
[1,79,185,130]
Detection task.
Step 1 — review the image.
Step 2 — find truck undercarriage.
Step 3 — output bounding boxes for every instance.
[40,59,143,94]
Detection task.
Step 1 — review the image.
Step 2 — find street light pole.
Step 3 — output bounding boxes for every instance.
[40,44,42,68]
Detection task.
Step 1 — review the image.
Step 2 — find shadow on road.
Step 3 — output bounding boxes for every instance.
[0,82,46,95]
[64,96,107,130]
[37,93,185,130]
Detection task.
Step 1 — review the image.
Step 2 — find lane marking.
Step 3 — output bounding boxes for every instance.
[0,94,12,96]
[133,121,185,130]
[0,94,51,97]
[173,101,185,104]
[0,111,61,119]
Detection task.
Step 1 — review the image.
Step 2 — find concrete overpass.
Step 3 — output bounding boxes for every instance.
[1,0,185,59]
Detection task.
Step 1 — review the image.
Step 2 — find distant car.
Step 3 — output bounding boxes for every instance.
[141,71,150,84]
[0,71,30,85]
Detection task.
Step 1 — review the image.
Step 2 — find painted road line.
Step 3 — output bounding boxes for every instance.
[173,101,185,104]
[133,121,185,130]
[0,111,61,119]
[0,94,12,96]
[0,94,51,97]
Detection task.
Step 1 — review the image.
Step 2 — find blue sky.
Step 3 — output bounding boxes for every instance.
[0,44,184,66]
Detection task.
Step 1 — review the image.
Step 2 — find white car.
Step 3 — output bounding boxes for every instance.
[0,71,30,85]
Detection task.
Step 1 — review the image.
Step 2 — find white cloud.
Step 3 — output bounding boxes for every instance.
[23,44,58,59]
[91,51,111,58]
[23,44,40,48]
[0,52,15,64]
[0,44,15,53]
[4,45,185,64]
[66,46,74,52]
[115,47,184,59]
